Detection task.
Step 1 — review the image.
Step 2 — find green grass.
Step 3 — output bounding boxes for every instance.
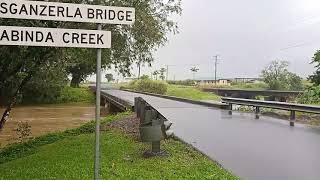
[56,86,95,103]
[0,112,130,164]
[167,85,221,101]
[230,82,268,90]
[0,112,237,179]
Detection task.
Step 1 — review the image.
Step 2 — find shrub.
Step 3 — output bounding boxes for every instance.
[121,79,168,95]
[167,80,195,86]
[297,86,320,105]
[15,121,32,143]
[56,87,94,103]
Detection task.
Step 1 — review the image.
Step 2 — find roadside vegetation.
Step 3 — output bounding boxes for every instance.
[297,86,320,105]
[261,60,304,91]
[0,112,238,180]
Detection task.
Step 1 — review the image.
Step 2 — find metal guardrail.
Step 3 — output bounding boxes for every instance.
[100,90,133,111]
[135,97,173,156]
[221,97,320,126]
[90,85,134,111]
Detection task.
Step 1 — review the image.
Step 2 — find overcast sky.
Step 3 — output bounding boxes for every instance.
[97,0,320,81]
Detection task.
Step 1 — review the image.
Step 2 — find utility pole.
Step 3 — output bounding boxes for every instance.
[137,62,141,79]
[213,55,219,85]
[166,65,169,81]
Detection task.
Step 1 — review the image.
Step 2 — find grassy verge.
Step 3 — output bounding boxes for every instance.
[0,112,237,179]
[167,85,220,101]
[0,112,130,164]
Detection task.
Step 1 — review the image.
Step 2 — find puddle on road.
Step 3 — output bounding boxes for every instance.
[0,104,105,147]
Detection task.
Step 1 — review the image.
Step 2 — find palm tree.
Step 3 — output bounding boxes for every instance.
[159,68,167,80]
[190,67,199,80]
[153,70,159,80]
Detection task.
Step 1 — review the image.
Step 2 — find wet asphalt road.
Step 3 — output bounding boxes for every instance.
[102,89,320,180]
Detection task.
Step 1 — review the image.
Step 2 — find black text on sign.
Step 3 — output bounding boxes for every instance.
[0,0,135,24]
[0,26,111,48]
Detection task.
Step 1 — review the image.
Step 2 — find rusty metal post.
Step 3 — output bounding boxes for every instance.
[290,110,296,127]
[255,106,260,119]
[228,103,233,115]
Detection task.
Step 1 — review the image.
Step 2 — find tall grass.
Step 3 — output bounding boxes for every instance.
[167,85,220,101]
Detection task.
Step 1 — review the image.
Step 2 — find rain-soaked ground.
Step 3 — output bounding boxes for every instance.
[0,103,100,147]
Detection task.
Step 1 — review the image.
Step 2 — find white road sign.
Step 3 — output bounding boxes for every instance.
[0,0,135,24]
[0,26,111,48]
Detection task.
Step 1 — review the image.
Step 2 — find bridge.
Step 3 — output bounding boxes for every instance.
[202,88,303,101]
[100,88,320,180]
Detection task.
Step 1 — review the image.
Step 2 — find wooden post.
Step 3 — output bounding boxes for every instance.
[290,110,296,127]
[255,106,260,119]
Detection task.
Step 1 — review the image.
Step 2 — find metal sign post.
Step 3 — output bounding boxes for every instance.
[94,23,102,180]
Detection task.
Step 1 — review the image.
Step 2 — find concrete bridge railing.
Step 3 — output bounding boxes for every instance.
[222,97,320,126]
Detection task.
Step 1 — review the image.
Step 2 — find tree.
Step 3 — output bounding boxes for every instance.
[261,60,303,90]
[159,68,167,80]
[21,63,68,104]
[309,50,320,85]
[0,16,65,131]
[190,67,199,80]
[153,71,160,80]
[105,74,114,83]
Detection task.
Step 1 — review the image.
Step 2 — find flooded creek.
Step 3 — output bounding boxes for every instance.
[0,104,100,147]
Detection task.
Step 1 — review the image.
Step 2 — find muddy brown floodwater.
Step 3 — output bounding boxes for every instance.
[0,103,104,148]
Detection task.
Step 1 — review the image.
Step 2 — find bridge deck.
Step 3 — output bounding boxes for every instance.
[103,89,320,180]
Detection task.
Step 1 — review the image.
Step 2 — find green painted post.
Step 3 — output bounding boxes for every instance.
[134,97,139,115]
[139,100,146,123]
[152,141,161,153]
[151,112,161,153]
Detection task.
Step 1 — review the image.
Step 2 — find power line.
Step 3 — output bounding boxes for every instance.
[280,42,316,51]
[166,65,169,81]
